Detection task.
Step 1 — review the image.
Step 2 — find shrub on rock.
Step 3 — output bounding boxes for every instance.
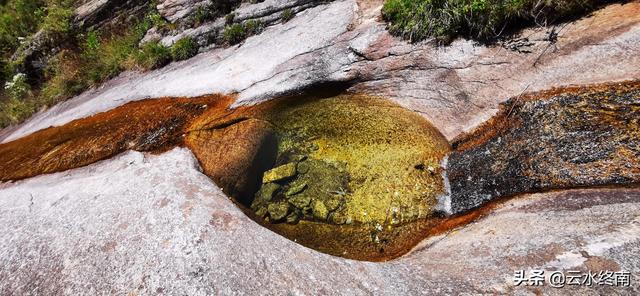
[170,37,199,61]
[132,41,171,70]
[223,23,246,45]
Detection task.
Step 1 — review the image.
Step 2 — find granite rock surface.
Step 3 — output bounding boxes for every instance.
[0,148,638,294]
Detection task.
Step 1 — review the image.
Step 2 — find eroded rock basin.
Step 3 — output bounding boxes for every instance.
[183,94,456,260]
[1,80,638,261]
[0,92,457,260]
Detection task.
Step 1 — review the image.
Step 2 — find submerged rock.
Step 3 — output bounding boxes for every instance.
[1,149,639,292]
[285,181,307,196]
[288,193,311,208]
[312,200,329,220]
[256,182,281,203]
[262,162,297,183]
[267,201,290,221]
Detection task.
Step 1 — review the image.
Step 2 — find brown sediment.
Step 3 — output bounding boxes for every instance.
[183,93,454,261]
[261,201,493,261]
[0,94,235,182]
[184,118,278,206]
[0,91,454,261]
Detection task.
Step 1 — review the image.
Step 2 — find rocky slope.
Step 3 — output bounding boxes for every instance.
[2,0,639,143]
[0,0,639,294]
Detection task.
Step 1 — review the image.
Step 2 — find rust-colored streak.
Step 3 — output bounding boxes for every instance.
[0,95,234,182]
[184,118,278,206]
[263,207,490,262]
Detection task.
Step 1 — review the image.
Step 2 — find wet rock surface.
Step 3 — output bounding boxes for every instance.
[447,81,640,214]
[185,117,278,205]
[0,0,639,292]
[0,92,451,260]
[252,157,350,224]
[0,95,231,182]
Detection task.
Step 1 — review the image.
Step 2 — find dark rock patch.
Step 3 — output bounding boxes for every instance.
[447,81,640,214]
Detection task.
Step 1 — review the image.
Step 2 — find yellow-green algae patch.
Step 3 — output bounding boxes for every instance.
[251,94,451,226]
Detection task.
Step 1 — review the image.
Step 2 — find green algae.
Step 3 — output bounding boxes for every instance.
[252,94,451,226]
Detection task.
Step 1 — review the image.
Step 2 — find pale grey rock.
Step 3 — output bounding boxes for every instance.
[2,1,640,144]
[74,0,149,29]
[233,0,318,22]
[0,148,638,294]
[157,18,225,47]
[157,0,211,22]
[1,0,356,143]
[74,0,113,28]
[156,0,325,48]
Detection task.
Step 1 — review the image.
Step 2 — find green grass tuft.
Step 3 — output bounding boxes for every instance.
[170,37,199,60]
[281,8,295,23]
[223,23,246,45]
[130,40,171,70]
[382,0,602,42]
[243,19,264,35]
[40,3,73,35]
[0,0,46,57]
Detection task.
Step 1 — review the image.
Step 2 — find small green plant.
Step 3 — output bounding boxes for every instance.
[222,23,246,45]
[170,37,199,60]
[4,73,30,100]
[0,0,46,55]
[41,4,73,35]
[0,4,179,128]
[148,11,167,28]
[131,41,171,70]
[244,19,264,35]
[0,96,34,126]
[0,59,12,85]
[192,5,216,26]
[41,49,86,105]
[84,31,101,53]
[1,72,33,126]
[281,9,295,23]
